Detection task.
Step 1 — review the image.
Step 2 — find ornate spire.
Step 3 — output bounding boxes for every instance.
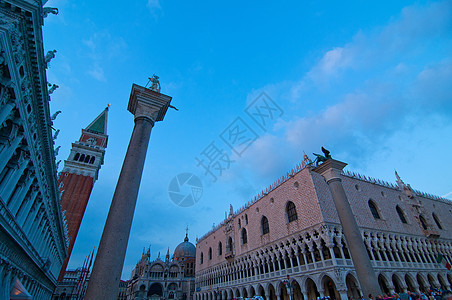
[165,247,170,262]
[395,170,414,199]
[85,105,109,135]
[184,226,189,242]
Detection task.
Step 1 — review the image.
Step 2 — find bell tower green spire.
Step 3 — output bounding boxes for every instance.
[86,104,109,134]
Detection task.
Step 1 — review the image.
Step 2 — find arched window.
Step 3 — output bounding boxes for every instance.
[74,153,80,161]
[84,155,90,163]
[419,215,428,230]
[218,242,222,256]
[286,201,298,223]
[432,213,443,230]
[208,247,212,260]
[238,219,241,229]
[200,252,203,264]
[89,156,95,164]
[79,154,85,162]
[261,216,269,235]
[368,200,381,219]
[241,228,247,244]
[245,214,248,225]
[227,237,233,252]
[396,206,407,224]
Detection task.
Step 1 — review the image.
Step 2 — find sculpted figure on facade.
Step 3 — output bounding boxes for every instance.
[48,83,59,94]
[53,129,60,140]
[44,50,57,68]
[42,7,59,18]
[51,110,62,120]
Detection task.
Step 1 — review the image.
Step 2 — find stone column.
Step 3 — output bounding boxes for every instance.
[339,290,349,300]
[85,84,173,300]
[313,159,381,298]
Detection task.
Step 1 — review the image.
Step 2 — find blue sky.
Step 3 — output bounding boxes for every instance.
[44,0,452,279]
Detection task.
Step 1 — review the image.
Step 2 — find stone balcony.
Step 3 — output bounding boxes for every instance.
[196,257,443,292]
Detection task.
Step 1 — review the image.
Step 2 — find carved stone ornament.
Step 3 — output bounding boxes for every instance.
[42,7,59,18]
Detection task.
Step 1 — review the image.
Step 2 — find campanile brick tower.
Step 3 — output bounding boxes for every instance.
[57,106,109,281]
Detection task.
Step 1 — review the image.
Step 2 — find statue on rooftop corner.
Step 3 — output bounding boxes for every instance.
[302,152,313,168]
[42,7,59,18]
[148,74,161,93]
[312,146,332,166]
[44,50,57,68]
[48,83,59,94]
[51,110,61,121]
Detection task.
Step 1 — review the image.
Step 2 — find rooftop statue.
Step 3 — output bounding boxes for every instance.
[42,7,59,18]
[312,147,332,166]
[148,74,161,93]
[48,83,59,94]
[53,129,60,140]
[145,75,179,111]
[51,110,62,121]
[302,152,312,168]
[44,50,57,68]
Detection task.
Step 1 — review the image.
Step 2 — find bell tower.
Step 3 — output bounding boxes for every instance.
[57,106,109,281]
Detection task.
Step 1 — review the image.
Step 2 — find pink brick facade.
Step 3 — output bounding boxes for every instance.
[195,164,452,300]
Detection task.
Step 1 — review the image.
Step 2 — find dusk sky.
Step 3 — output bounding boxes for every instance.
[43,0,452,279]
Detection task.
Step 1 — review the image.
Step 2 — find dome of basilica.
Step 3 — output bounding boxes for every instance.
[173,235,196,260]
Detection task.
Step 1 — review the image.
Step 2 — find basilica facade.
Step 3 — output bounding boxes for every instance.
[126,234,196,300]
[195,160,452,300]
[0,0,68,298]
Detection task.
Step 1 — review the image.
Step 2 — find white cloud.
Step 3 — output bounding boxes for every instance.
[87,63,106,82]
[412,59,452,112]
[147,0,161,10]
[147,0,162,18]
[297,0,452,88]
[80,32,128,82]
[307,47,351,84]
[239,0,452,176]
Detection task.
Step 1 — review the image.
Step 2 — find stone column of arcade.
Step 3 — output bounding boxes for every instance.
[313,159,381,299]
[85,83,173,300]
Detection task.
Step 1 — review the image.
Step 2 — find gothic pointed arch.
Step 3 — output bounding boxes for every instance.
[241,228,248,244]
[261,215,269,235]
[286,201,298,223]
[396,205,407,224]
[218,241,222,256]
[227,236,233,252]
[419,215,428,230]
[432,213,443,230]
[368,200,381,219]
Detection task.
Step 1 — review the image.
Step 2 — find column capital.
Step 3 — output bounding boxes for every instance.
[128,84,173,122]
[312,159,347,183]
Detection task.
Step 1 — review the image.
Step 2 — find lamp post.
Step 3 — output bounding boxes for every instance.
[283,275,293,300]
